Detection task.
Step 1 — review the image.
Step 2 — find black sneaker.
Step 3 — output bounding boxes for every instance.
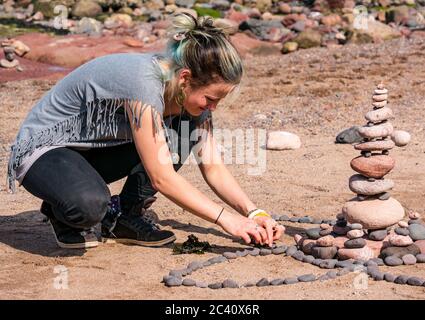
[40,201,99,249]
[101,195,176,247]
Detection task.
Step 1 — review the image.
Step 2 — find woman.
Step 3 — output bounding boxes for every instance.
[7,13,285,249]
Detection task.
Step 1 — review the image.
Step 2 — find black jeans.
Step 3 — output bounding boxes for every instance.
[22,116,199,229]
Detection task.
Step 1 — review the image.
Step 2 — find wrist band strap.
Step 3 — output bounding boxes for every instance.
[248,209,271,219]
[215,207,225,224]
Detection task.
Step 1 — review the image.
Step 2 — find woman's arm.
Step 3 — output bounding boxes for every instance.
[194,120,285,243]
[125,102,267,245]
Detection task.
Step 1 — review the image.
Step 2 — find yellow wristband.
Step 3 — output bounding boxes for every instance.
[248,209,271,219]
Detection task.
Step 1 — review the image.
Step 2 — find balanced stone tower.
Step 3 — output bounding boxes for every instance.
[343,83,404,231]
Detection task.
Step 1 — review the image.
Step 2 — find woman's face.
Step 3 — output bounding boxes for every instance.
[179,70,235,116]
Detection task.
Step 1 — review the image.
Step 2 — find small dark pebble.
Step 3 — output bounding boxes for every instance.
[319,259,338,269]
[260,248,272,256]
[278,215,290,221]
[344,238,367,249]
[222,279,239,288]
[303,255,315,264]
[370,258,385,266]
[395,227,410,236]
[319,228,333,236]
[384,273,396,283]
[286,245,298,256]
[292,251,305,261]
[336,260,354,268]
[368,229,388,241]
[394,275,409,285]
[165,277,183,287]
[256,278,270,287]
[385,256,403,266]
[416,254,425,263]
[290,217,300,223]
[407,277,425,286]
[312,259,324,266]
[208,282,223,289]
[299,217,314,223]
[249,248,260,256]
[272,245,287,255]
[270,278,284,286]
[223,252,238,259]
[370,270,384,281]
[298,274,316,282]
[283,277,299,285]
[182,278,196,286]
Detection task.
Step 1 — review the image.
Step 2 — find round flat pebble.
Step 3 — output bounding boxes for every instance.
[326,270,338,279]
[336,220,348,227]
[347,229,365,239]
[223,252,238,259]
[183,278,196,286]
[407,277,425,286]
[312,259,324,266]
[196,281,208,288]
[384,273,397,283]
[286,246,298,256]
[336,260,354,268]
[169,270,184,278]
[368,229,388,241]
[188,261,203,271]
[316,235,334,247]
[165,277,183,287]
[370,270,384,281]
[243,281,256,287]
[260,248,272,256]
[408,224,425,241]
[416,254,425,263]
[350,223,363,230]
[395,227,410,236]
[222,279,239,288]
[313,218,323,224]
[402,254,417,265]
[292,251,305,261]
[290,217,300,223]
[319,259,338,269]
[270,279,284,286]
[394,275,409,285]
[319,228,333,236]
[299,217,314,223]
[272,245,287,255]
[249,248,260,256]
[278,215,290,221]
[256,278,270,287]
[370,258,385,266]
[365,260,378,267]
[283,277,299,285]
[271,214,280,220]
[385,256,403,266]
[306,228,321,240]
[298,274,316,282]
[303,255,315,264]
[208,282,223,289]
[344,238,367,249]
[236,250,247,257]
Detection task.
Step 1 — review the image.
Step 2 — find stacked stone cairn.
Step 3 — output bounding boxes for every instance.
[0,38,29,71]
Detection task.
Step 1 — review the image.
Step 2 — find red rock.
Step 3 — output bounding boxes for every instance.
[350,155,395,178]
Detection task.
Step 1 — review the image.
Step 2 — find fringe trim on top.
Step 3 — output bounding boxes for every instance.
[7,97,163,194]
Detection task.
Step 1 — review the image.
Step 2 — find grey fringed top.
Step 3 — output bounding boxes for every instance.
[7,52,211,193]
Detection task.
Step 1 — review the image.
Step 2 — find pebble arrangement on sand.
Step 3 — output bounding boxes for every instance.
[163,210,425,289]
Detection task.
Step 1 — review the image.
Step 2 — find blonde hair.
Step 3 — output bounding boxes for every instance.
[157,12,244,105]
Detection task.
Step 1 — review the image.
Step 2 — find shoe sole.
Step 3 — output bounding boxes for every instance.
[49,223,99,249]
[101,235,176,247]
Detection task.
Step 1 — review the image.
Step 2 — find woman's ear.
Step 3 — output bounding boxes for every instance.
[179,68,192,87]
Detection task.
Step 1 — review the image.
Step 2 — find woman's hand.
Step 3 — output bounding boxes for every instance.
[217,210,270,246]
[252,216,285,247]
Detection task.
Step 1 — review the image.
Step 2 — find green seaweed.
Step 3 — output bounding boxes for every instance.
[173,234,212,255]
[193,6,222,19]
